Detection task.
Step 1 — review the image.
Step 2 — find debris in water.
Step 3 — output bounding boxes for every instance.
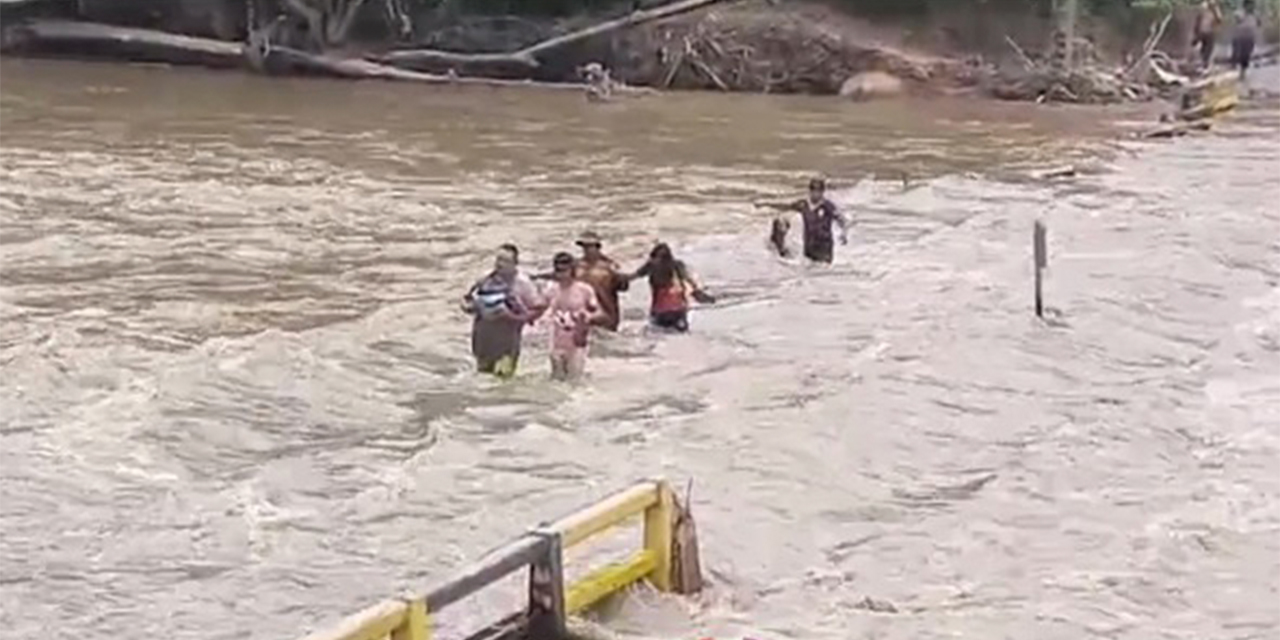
[853,596,899,613]
[1037,165,1078,179]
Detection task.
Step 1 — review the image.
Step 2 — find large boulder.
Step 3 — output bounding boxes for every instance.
[838,71,904,100]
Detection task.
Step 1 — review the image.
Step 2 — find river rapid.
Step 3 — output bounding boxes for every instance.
[1,58,1278,640]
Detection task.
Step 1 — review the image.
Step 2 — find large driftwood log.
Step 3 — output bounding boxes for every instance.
[2,18,657,94]
[1,19,245,67]
[1143,120,1212,139]
[376,0,740,73]
[263,43,657,92]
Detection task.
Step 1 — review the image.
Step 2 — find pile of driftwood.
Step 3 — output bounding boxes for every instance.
[991,34,1157,103]
[610,5,964,94]
[988,10,1188,104]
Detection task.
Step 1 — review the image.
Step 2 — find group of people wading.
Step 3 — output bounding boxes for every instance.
[461,177,847,382]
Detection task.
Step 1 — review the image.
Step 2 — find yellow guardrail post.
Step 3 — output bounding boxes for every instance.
[643,479,675,592]
[390,597,429,640]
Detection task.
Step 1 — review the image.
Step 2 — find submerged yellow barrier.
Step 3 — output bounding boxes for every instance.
[299,478,693,640]
[1180,71,1240,121]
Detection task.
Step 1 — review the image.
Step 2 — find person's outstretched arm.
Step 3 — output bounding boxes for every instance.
[755,198,801,212]
[628,259,653,282]
[582,286,606,324]
[514,276,548,323]
[610,260,631,292]
[459,280,480,314]
[676,261,716,304]
[834,203,850,245]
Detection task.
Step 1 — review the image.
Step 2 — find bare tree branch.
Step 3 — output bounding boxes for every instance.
[378,0,741,73]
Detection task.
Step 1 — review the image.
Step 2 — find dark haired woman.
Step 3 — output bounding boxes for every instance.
[631,243,715,333]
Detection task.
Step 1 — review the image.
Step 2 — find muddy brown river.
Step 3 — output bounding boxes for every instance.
[1,58,1278,640]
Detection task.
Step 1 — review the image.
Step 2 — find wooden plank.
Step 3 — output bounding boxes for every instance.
[642,481,674,592]
[548,482,659,548]
[425,535,547,612]
[565,550,657,614]
[301,600,408,640]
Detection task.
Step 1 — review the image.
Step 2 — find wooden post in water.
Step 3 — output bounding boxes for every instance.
[526,529,567,640]
[1033,220,1048,318]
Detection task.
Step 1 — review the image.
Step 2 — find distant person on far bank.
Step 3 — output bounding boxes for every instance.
[461,244,545,378]
[1192,0,1224,71]
[1232,0,1259,81]
[756,176,849,264]
[631,242,715,333]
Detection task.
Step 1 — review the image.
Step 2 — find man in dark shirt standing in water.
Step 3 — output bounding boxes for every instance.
[758,177,849,263]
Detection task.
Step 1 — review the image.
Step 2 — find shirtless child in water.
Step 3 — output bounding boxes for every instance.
[544,252,604,381]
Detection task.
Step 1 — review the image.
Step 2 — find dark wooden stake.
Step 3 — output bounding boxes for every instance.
[526,529,566,640]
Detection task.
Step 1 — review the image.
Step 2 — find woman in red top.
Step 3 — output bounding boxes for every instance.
[631,243,714,332]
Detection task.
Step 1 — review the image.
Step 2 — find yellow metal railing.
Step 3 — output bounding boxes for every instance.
[299,478,682,640]
[1180,71,1240,121]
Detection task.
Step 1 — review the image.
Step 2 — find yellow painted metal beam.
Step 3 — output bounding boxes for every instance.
[300,600,408,640]
[549,482,659,548]
[391,597,429,640]
[1181,71,1240,121]
[565,549,657,614]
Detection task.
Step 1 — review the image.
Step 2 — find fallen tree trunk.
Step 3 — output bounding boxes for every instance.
[376,0,740,74]
[1,18,658,94]
[256,41,657,92]
[1,18,244,68]
[263,43,647,90]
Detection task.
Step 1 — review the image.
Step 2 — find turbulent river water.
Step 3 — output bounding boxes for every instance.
[1,58,1278,640]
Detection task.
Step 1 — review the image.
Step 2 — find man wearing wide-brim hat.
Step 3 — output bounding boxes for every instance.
[575,229,630,331]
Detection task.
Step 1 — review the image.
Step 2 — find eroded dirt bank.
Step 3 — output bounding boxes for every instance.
[11,0,1275,100]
